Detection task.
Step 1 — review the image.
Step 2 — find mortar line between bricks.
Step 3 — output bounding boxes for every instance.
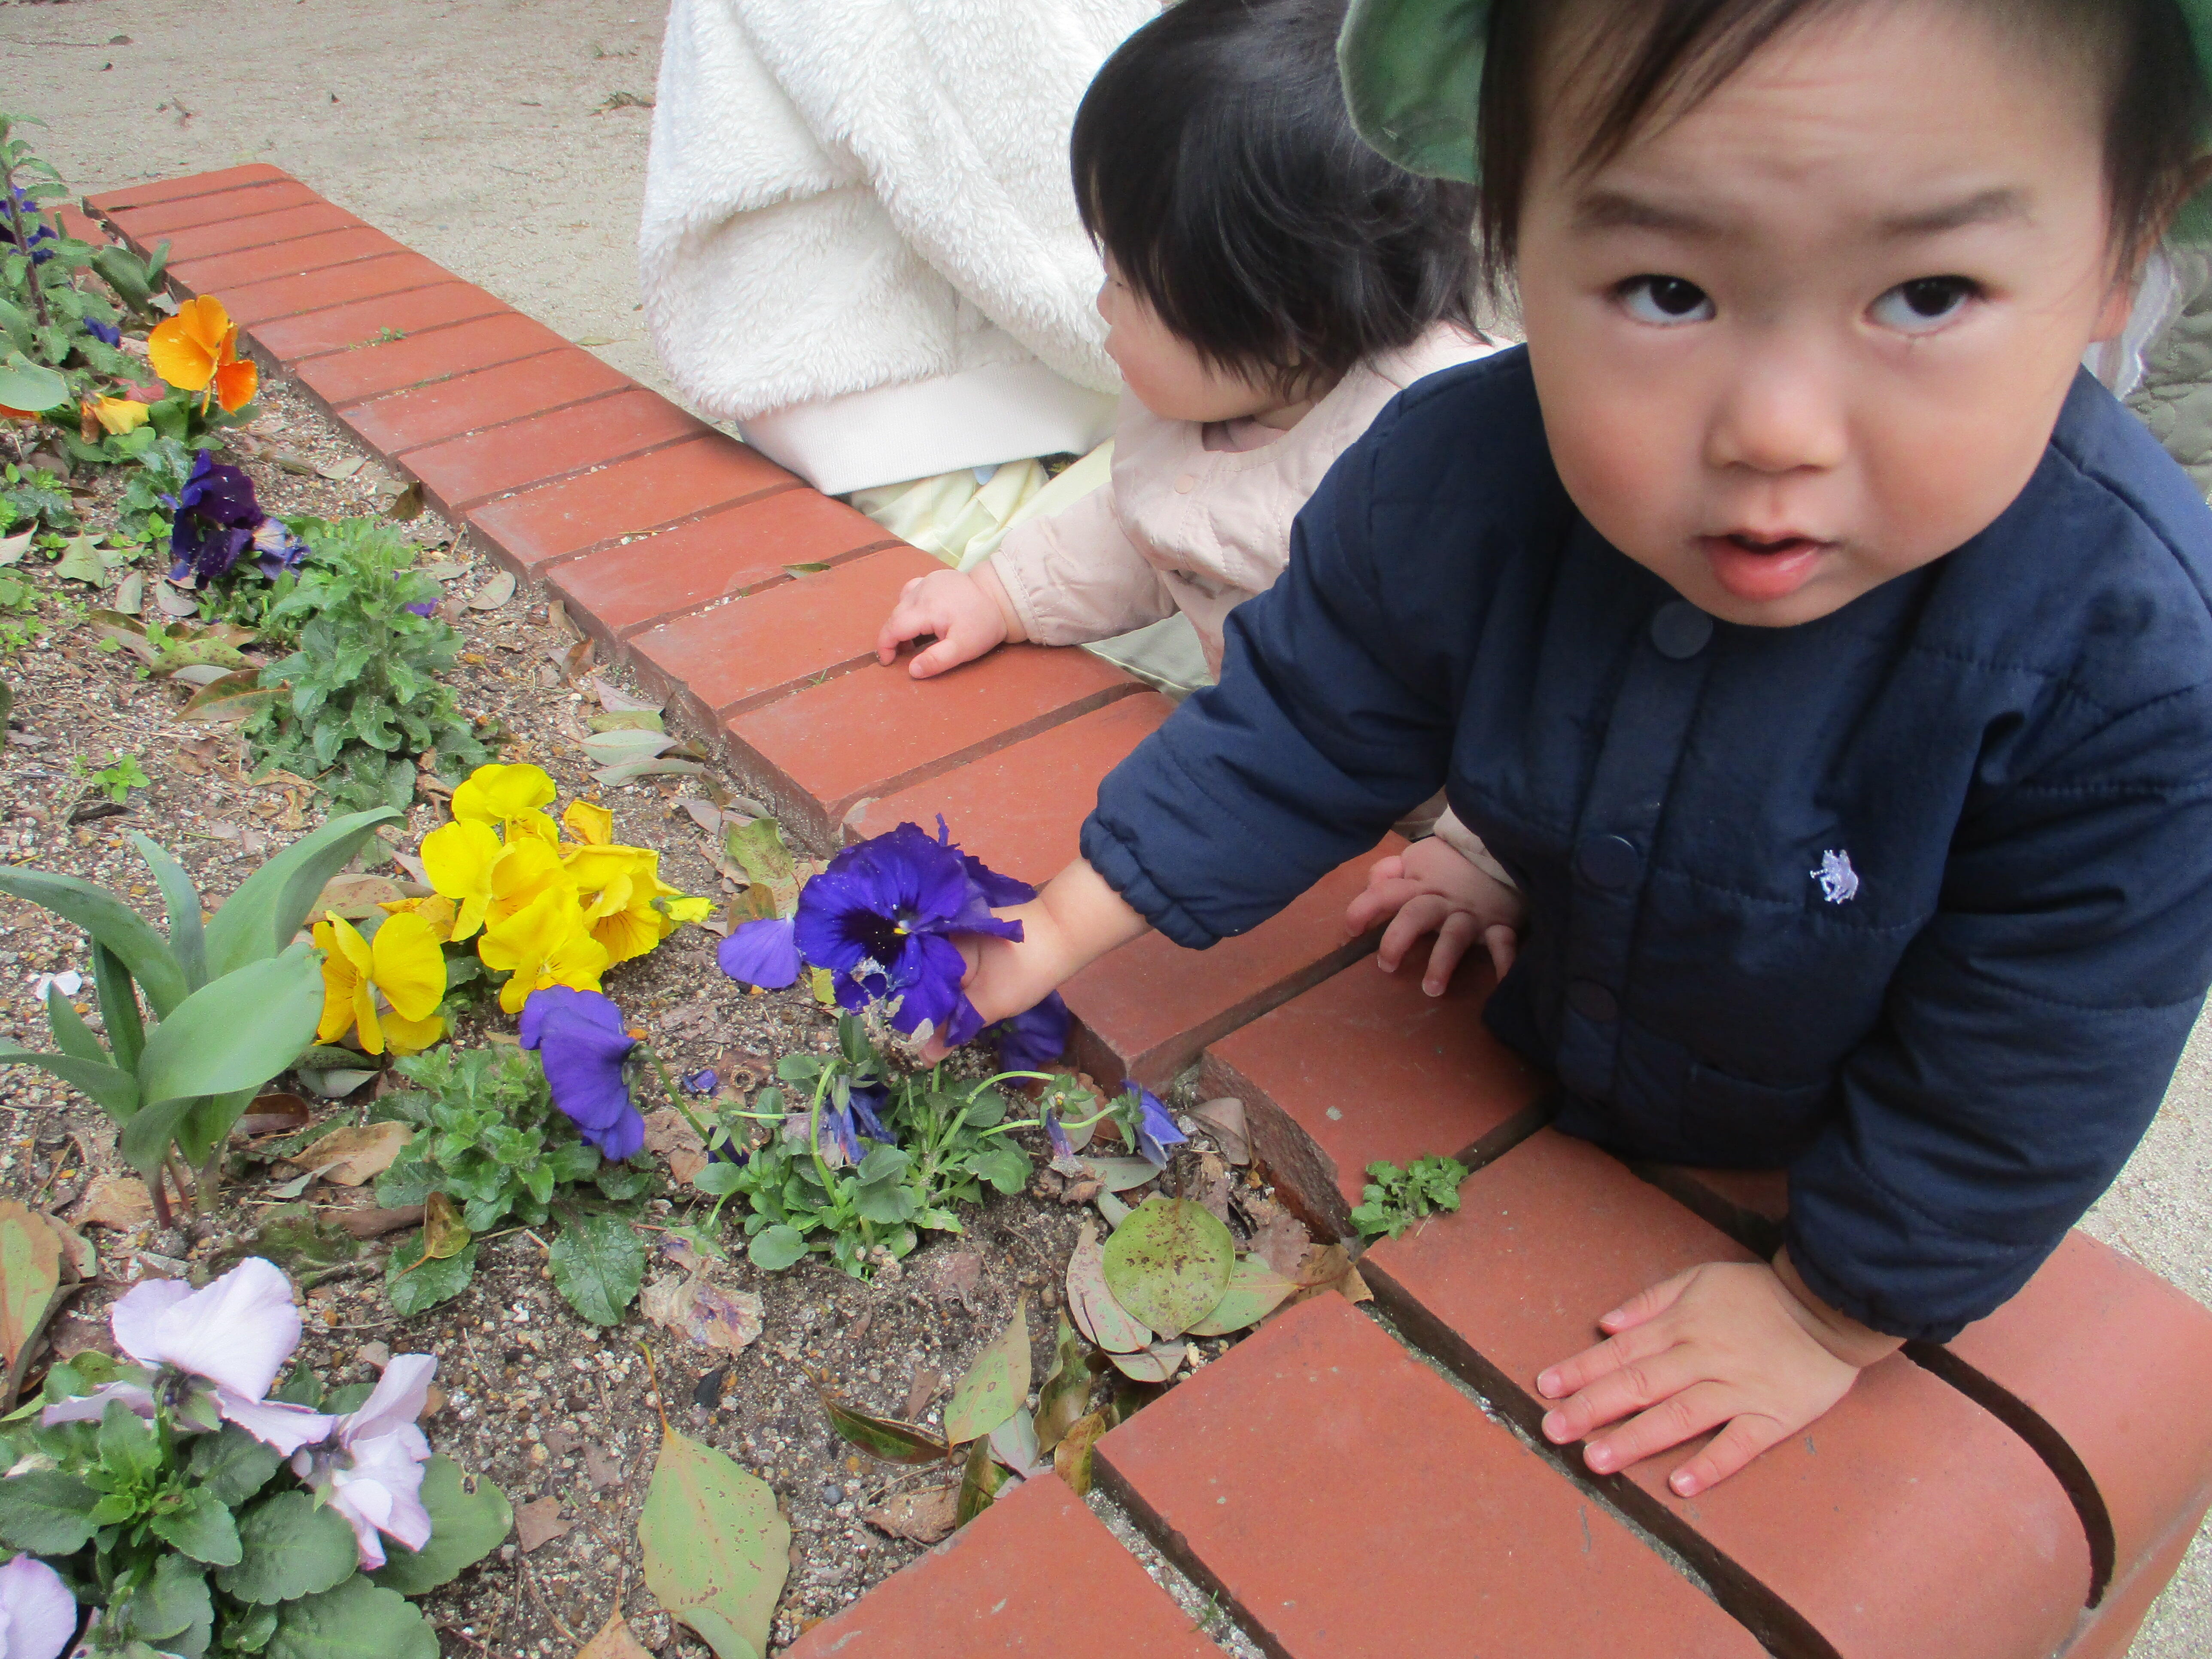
[273,302,520,367]
[612,540,904,642]
[228,275,457,330]
[1081,1487,1270,1658]
[520,478,810,574]
[1358,1257,1838,1659]
[1090,1456,1295,1659]
[383,382,647,462]
[327,344,574,412]
[711,635,902,722]
[119,206,362,262]
[437,427,705,514]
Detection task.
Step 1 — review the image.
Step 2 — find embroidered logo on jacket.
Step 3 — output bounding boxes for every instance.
[1812,850,1860,905]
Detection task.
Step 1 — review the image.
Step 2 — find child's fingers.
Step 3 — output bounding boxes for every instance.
[1345,872,1422,936]
[876,596,935,665]
[908,632,976,680]
[1375,893,1453,972]
[1538,1335,1700,1444]
[1598,1266,1698,1334]
[1665,1410,1793,1497]
[1422,911,1480,995]
[1483,923,1519,981]
[1580,1382,1738,1477]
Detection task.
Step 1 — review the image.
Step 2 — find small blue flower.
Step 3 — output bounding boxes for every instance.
[250,518,309,580]
[820,1078,893,1164]
[989,992,1068,1074]
[520,987,644,1161]
[718,917,800,990]
[684,1068,718,1095]
[1122,1081,1185,1168]
[85,317,122,348]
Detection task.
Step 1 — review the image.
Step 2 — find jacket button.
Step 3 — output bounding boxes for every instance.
[1174,474,1197,494]
[1650,601,1714,659]
[1575,834,1641,889]
[1567,980,1619,1022]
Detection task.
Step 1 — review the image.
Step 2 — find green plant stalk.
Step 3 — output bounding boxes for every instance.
[0,142,52,337]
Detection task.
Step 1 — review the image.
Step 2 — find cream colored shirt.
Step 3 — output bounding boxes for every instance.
[986,322,1494,678]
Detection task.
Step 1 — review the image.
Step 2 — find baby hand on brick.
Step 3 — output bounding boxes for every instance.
[875,565,1026,679]
[1346,834,1525,994]
[1535,1252,1901,1495]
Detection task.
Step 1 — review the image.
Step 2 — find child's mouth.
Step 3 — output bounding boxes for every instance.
[1698,532,1829,602]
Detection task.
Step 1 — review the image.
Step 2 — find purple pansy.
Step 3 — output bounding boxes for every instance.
[717,917,800,990]
[793,821,1023,1047]
[250,517,310,579]
[85,316,122,348]
[1123,1080,1186,1168]
[820,1078,893,1165]
[401,600,436,617]
[167,449,265,585]
[684,1068,718,1094]
[988,991,1069,1074]
[520,986,645,1161]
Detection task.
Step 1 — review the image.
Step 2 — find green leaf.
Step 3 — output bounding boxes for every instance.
[0,865,188,1015]
[130,831,208,990]
[0,1468,99,1552]
[549,1211,645,1326]
[127,1552,210,1646]
[0,1044,138,1122]
[0,1200,62,1393]
[99,1393,163,1483]
[201,807,402,976]
[1102,1197,1235,1340]
[1063,1221,1152,1354]
[0,361,65,413]
[151,1487,243,1566]
[91,942,144,1073]
[943,1302,1029,1445]
[52,531,109,586]
[386,1236,477,1315]
[722,817,798,915]
[746,1225,807,1272]
[175,1085,262,1169]
[267,1573,438,1659]
[187,1420,286,1507]
[136,942,324,1115]
[228,1604,281,1655]
[43,984,109,1066]
[816,1388,948,1465]
[370,1455,512,1594]
[973,1143,1030,1195]
[955,1433,1000,1526]
[691,1160,743,1197]
[639,1428,790,1659]
[217,1490,360,1604]
[1032,1314,1092,1454]
[1185,1255,1297,1337]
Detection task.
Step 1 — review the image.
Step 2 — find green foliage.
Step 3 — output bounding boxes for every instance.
[241,518,489,814]
[107,430,196,543]
[72,749,149,803]
[373,1045,653,1318]
[0,1339,505,1659]
[1,462,76,534]
[718,1015,1044,1279]
[639,1428,788,1659]
[1349,1153,1469,1240]
[0,812,401,1188]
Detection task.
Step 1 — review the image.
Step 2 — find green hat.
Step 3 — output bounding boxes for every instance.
[1337,0,2212,238]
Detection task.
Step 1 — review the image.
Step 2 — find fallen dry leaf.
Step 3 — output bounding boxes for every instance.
[515,1496,572,1553]
[1286,1243,1373,1309]
[312,872,408,918]
[902,1364,944,1421]
[331,1204,424,1240]
[1188,1097,1250,1165]
[922,1249,982,1311]
[862,1485,959,1545]
[38,1215,93,1282]
[583,1444,625,1490]
[1250,1210,1313,1281]
[233,1093,315,1138]
[70,1176,151,1232]
[640,1109,707,1185]
[640,1272,764,1358]
[297,1122,412,1187]
[574,1613,653,1659]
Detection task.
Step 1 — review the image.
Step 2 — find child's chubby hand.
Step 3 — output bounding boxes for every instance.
[875,564,1026,680]
[1535,1252,1903,1496]
[1346,835,1525,994]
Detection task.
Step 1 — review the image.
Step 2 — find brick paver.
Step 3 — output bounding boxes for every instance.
[240,282,513,362]
[1196,954,1551,1236]
[148,200,364,265]
[164,224,407,294]
[289,311,573,410]
[781,1472,1221,1659]
[467,436,799,571]
[338,349,634,458]
[397,386,706,512]
[1097,1294,1769,1659]
[210,252,456,328]
[98,178,323,239]
[84,162,291,213]
[1362,1130,2091,1659]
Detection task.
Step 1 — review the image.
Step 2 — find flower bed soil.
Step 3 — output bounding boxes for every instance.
[0,380,1275,1655]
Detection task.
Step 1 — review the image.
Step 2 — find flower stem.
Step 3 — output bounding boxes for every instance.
[0,156,54,337]
[640,1044,714,1145]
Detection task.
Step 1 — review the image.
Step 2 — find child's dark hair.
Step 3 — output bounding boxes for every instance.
[1474,0,2212,292]
[1072,0,1479,395]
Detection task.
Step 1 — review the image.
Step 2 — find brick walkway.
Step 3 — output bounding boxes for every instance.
[83,168,2212,1659]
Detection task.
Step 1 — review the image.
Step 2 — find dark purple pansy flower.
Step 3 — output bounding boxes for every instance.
[718,918,800,990]
[168,449,265,584]
[1122,1080,1186,1168]
[683,1068,718,1094]
[85,317,122,348]
[250,519,309,580]
[989,991,1068,1074]
[793,821,1022,1047]
[820,1078,893,1164]
[520,986,645,1161]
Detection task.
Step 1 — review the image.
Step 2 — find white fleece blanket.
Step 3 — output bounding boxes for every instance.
[641,0,1149,430]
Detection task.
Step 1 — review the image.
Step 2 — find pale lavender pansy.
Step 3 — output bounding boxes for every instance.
[293,1354,436,1569]
[0,1555,78,1659]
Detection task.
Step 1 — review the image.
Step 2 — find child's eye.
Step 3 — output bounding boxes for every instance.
[1617,276,1715,327]
[1869,276,1980,334]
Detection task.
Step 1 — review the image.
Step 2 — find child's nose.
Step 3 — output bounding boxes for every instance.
[1705,352,1849,476]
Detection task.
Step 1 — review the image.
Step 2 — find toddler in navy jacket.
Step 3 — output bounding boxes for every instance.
[944,0,2212,1495]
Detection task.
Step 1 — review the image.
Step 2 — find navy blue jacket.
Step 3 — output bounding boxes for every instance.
[1082,348,2212,1341]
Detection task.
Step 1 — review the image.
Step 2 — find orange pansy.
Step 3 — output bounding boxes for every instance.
[147,295,259,413]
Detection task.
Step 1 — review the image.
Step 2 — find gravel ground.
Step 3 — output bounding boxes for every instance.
[0,382,1275,1656]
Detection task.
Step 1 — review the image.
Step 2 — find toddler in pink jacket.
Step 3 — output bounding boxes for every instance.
[875,0,1493,686]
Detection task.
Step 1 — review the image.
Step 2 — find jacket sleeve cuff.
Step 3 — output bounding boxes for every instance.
[1080,812,1221,950]
[980,537,1058,647]
[1781,1211,1973,1344]
[1431,808,1519,891]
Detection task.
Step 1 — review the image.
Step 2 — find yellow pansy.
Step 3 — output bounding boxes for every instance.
[312,910,448,1057]
[377,893,459,942]
[561,800,613,847]
[90,396,150,436]
[664,896,714,925]
[484,837,572,933]
[452,763,559,844]
[419,819,506,940]
[478,883,611,1013]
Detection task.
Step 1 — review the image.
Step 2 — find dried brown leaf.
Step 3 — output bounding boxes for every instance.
[515,1496,572,1553]
[862,1485,959,1545]
[573,1613,652,1659]
[296,1121,412,1187]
